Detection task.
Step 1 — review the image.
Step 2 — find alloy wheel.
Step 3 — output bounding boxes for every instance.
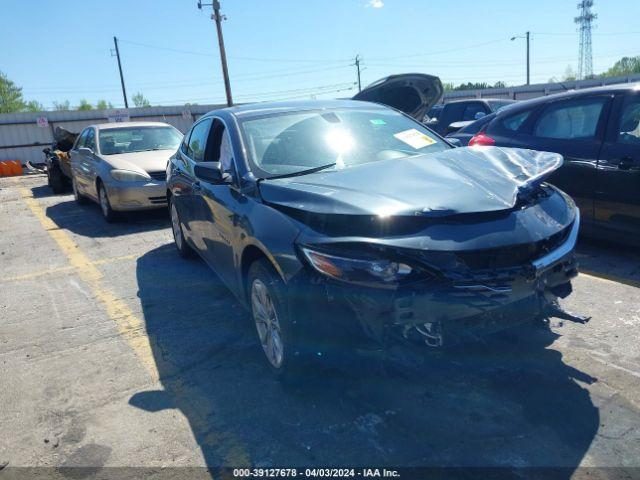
[251,279,284,369]
[99,186,110,217]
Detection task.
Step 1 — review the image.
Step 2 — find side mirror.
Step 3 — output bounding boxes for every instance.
[447,138,462,148]
[194,161,224,184]
[78,147,93,155]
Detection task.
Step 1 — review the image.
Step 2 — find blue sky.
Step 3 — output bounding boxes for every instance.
[1,0,639,109]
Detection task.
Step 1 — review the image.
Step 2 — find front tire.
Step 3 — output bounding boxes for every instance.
[98,182,117,223]
[247,259,299,379]
[170,197,194,258]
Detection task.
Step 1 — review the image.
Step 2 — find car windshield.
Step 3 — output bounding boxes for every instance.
[98,126,182,155]
[239,108,450,178]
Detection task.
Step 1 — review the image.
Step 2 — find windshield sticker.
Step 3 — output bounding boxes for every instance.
[370,119,386,125]
[394,129,437,149]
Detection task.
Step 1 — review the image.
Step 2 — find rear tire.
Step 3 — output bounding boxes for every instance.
[98,182,118,223]
[72,177,88,205]
[247,259,302,381]
[170,196,195,258]
[48,166,66,194]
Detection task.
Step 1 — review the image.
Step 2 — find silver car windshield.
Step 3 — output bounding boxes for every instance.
[239,108,450,178]
[98,127,182,155]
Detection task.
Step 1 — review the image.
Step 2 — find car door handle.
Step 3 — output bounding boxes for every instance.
[618,157,635,170]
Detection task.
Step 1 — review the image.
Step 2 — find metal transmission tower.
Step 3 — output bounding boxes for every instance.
[575,0,597,79]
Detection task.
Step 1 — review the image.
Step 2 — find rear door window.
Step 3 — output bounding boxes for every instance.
[462,103,488,121]
[187,118,213,162]
[616,95,640,145]
[439,103,467,128]
[533,97,606,139]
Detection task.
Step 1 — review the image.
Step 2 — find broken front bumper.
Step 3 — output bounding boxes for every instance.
[289,212,581,351]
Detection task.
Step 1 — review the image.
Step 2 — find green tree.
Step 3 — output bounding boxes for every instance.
[132,92,151,107]
[0,71,26,113]
[96,99,114,110]
[77,99,93,111]
[24,100,44,112]
[53,100,71,111]
[602,56,640,78]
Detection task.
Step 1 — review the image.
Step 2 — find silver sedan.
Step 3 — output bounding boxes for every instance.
[70,121,182,222]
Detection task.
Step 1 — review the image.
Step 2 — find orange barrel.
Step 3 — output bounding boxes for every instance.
[0,161,8,177]
[11,160,23,176]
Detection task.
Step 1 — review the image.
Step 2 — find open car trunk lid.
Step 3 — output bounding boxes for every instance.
[53,127,79,152]
[352,73,443,121]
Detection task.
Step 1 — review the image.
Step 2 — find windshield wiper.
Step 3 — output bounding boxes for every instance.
[264,162,337,180]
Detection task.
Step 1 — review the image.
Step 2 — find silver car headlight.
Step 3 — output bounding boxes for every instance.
[110,169,151,182]
[301,247,413,285]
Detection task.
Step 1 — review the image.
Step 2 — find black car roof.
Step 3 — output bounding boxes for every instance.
[445,98,515,105]
[204,99,389,120]
[494,82,640,117]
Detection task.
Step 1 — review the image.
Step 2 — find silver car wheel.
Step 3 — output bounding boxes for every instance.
[99,186,110,217]
[251,279,284,369]
[171,202,183,250]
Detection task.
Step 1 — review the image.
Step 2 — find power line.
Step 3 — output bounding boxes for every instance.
[366,38,511,61]
[533,30,640,36]
[118,38,350,64]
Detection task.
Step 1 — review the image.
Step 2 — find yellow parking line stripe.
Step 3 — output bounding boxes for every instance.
[19,187,160,382]
[1,265,76,284]
[1,255,140,284]
[18,188,251,467]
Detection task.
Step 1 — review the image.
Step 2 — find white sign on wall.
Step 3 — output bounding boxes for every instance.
[107,110,130,123]
[36,116,49,128]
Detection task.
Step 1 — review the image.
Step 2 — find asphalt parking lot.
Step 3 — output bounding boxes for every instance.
[1,174,639,476]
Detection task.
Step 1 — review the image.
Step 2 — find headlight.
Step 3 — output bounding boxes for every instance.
[110,169,151,182]
[301,247,413,285]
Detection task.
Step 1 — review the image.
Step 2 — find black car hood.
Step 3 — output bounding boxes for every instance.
[352,73,443,121]
[259,147,563,217]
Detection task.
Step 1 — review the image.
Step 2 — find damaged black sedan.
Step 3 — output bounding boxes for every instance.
[167,93,584,375]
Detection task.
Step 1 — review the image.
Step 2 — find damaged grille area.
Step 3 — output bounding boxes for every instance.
[454,223,573,270]
[416,222,574,273]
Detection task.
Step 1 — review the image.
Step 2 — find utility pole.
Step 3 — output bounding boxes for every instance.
[526,31,530,85]
[198,0,233,106]
[112,37,129,108]
[511,32,530,85]
[354,55,362,92]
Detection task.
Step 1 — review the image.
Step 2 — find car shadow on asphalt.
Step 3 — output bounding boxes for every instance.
[44,199,169,238]
[131,244,600,475]
[576,238,640,288]
[31,183,65,199]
